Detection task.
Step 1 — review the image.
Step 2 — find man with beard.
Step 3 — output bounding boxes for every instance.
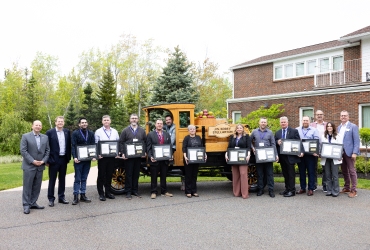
[119,114,147,200]
[71,118,96,205]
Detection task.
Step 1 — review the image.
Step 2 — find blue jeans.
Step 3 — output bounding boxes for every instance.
[73,161,91,195]
[298,155,316,191]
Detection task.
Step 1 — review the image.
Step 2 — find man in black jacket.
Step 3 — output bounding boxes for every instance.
[275,116,303,197]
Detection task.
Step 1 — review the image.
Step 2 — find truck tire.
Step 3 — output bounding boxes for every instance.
[248,165,258,192]
[110,166,126,195]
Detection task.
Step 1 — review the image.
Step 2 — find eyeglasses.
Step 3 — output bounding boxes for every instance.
[316,114,323,116]
[130,118,138,120]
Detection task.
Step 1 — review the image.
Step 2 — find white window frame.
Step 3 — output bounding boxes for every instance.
[299,107,314,123]
[232,111,241,124]
[307,60,316,75]
[285,64,293,78]
[274,66,283,80]
[359,103,370,128]
[295,62,305,77]
[319,57,330,73]
[333,55,344,71]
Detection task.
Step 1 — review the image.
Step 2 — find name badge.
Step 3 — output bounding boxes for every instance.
[133,139,138,142]
[346,129,350,132]
[259,142,264,147]
[235,147,240,149]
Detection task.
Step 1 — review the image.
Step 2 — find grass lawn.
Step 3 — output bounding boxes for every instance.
[1,162,370,191]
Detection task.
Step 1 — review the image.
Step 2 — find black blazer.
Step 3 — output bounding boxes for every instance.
[46,128,72,165]
[146,130,172,165]
[227,134,251,152]
[275,127,301,164]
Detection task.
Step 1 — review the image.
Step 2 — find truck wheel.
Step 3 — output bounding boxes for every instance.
[110,166,126,195]
[248,165,258,192]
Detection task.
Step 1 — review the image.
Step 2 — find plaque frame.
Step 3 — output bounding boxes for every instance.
[77,144,97,161]
[280,139,302,156]
[255,146,277,163]
[124,141,146,158]
[302,139,319,155]
[153,144,172,161]
[320,142,343,160]
[186,147,206,164]
[98,140,119,157]
[227,148,249,165]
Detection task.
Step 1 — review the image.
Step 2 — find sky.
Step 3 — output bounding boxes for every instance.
[1,0,370,77]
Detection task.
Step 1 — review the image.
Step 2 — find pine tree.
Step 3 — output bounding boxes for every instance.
[24,75,41,123]
[65,102,78,131]
[151,46,199,104]
[96,67,118,116]
[80,83,100,130]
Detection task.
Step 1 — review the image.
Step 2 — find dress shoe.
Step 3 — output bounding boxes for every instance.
[192,193,199,197]
[279,190,288,195]
[340,188,350,193]
[99,195,106,201]
[269,191,275,198]
[186,194,192,198]
[296,189,306,194]
[307,190,314,196]
[151,193,156,199]
[49,201,54,207]
[326,193,332,196]
[80,194,91,202]
[126,194,132,200]
[161,192,173,197]
[257,190,264,196]
[348,191,357,198]
[284,191,295,197]
[23,206,30,214]
[132,192,142,198]
[30,204,45,209]
[72,195,79,205]
[58,198,69,204]
[332,194,338,197]
[105,193,115,199]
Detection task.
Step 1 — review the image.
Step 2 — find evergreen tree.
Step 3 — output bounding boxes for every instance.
[96,67,118,117]
[24,75,41,123]
[80,83,100,130]
[151,46,198,104]
[65,102,78,131]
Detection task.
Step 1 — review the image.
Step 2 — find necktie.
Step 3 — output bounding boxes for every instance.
[282,129,286,139]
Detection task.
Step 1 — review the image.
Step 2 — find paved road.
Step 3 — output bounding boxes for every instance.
[1,167,370,250]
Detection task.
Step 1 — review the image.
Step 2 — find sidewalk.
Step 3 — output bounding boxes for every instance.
[4,166,98,192]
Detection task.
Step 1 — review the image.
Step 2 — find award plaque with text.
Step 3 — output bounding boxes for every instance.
[186,147,205,164]
[255,147,277,163]
[77,144,97,161]
[124,141,145,158]
[227,148,249,165]
[153,144,172,161]
[320,142,343,160]
[98,140,119,157]
[302,139,319,155]
[280,139,302,156]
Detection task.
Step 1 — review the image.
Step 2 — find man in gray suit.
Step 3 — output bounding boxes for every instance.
[337,110,360,198]
[20,120,50,214]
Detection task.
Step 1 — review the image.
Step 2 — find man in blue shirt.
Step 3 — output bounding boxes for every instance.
[296,116,319,196]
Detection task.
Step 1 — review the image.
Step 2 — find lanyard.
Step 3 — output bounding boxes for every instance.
[156,130,163,141]
[130,126,138,137]
[302,127,310,138]
[236,136,241,146]
[103,128,111,140]
[79,129,88,142]
[258,130,266,140]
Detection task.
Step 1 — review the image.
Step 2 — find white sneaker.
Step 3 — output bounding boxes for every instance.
[151,193,156,199]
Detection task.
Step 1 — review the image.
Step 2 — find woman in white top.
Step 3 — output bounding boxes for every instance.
[320,122,342,197]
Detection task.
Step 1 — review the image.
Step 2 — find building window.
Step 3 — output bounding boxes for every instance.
[296,62,304,76]
[232,111,241,123]
[300,107,314,123]
[275,66,282,79]
[360,104,370,128]
[285,64,293,78]
[320,58,329,73]
[333,56,343,71]
[307,60,316,75]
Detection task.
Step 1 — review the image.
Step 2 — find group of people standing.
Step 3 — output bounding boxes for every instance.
[225,110,360,200]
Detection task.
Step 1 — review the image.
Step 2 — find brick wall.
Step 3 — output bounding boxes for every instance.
[229,91,370,129]
[344,45,362,83]
[233,63,315,98]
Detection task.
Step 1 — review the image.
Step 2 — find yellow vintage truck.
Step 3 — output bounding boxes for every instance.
[110,103,258,194]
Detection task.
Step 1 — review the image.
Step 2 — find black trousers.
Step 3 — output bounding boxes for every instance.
[150,161,168,194]
[256,162,274,191]
[96,157,116,195]
[279,155,296,192]
[47,155,68,201]
[184,163,199,194]
[124,158,142,194]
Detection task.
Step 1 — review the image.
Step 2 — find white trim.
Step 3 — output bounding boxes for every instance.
[232,111,241,123]
[227,85,370,103]
[229,42,360,71]
[299,107,314,123]
[359,103,370,128]
[339,32,370,42]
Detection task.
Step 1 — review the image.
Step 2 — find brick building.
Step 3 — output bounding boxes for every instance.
[227,25,370,130]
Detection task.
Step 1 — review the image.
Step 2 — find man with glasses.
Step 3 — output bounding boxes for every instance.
[119,114,147,200]
[310,110,327,192]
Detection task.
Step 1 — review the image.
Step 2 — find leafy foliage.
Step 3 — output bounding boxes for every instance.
[240,104,285,133]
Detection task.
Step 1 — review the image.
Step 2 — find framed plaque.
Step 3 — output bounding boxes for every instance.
[227,148,249,165]
[255,147,277,163]
[98,140,119,157]
[320,142,343,160]
[124,141,145,158]
[187,147,205,163]
[153,144,172,161]
[302,139,319,155]
[280,139,302,156]
[77,144,97,161]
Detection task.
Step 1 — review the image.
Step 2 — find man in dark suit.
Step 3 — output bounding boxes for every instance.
[275,116,302,197]
[46,116,71,207]
[337,110,360,198]
[20,120,50,214]
[146,119,173,199]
